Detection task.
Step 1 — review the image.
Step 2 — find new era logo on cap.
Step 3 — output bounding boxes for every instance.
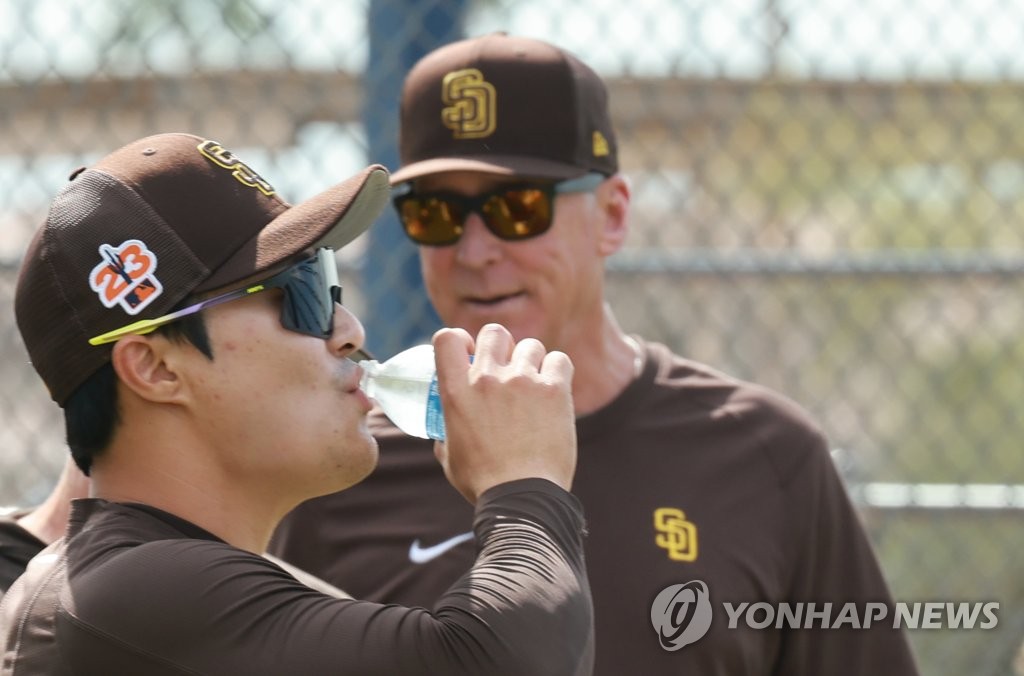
[392,33,618,184]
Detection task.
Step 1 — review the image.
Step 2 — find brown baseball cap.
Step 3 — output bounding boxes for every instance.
[391,32,618,184]
[15,132,390,405]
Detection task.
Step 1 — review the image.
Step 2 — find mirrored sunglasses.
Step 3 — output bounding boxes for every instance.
[89,247,341,346]
[392,172,605,246]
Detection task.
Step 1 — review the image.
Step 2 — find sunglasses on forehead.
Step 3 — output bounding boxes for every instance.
[392,172,606,247]
[88,247,341,346]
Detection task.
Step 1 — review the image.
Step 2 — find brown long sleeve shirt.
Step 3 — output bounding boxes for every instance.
[0,479,592,675]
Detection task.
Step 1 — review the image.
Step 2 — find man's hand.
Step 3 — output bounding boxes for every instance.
[432,324,577,503]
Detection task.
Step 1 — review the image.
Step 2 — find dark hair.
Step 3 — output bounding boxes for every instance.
[64,313,212,476]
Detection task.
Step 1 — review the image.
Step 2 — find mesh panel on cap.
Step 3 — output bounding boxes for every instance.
[16,171,209,405]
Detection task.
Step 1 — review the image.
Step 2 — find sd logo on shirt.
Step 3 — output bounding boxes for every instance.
[654,507,698,562]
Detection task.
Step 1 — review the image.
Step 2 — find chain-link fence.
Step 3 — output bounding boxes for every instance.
[2,1,1022,673]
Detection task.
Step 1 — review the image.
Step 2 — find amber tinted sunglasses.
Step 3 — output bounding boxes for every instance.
[392,173,605,246]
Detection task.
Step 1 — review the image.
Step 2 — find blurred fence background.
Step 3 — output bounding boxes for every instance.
[1,0,1022,673]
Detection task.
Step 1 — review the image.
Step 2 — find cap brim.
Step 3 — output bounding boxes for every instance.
[390,156,588,185]
[198,165,391,292]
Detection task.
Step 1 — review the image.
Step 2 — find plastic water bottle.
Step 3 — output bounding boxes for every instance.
[358,344,446,440]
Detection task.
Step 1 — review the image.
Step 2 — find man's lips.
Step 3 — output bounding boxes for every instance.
[463,291,525,306]
[345,365,373,412]
[342,363,364,393]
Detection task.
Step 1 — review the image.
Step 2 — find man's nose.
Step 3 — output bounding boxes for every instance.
[454,212,503,268]
[326,303,366,359]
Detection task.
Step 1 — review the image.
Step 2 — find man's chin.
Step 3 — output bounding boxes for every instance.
[323,435,379,495]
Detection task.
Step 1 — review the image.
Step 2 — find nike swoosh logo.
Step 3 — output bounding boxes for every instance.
[408,531,474,564]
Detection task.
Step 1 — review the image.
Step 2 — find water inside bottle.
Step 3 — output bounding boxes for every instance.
[357,344,448,440]
[360,371,435,439]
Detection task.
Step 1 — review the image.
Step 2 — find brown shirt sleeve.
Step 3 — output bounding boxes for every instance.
[770,431,917,675]
[56,479,592,676]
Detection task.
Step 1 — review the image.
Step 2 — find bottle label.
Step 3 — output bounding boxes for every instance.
[425,374,446,441]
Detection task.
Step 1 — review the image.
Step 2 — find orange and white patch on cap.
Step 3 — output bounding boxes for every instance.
[88,239,163,315]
